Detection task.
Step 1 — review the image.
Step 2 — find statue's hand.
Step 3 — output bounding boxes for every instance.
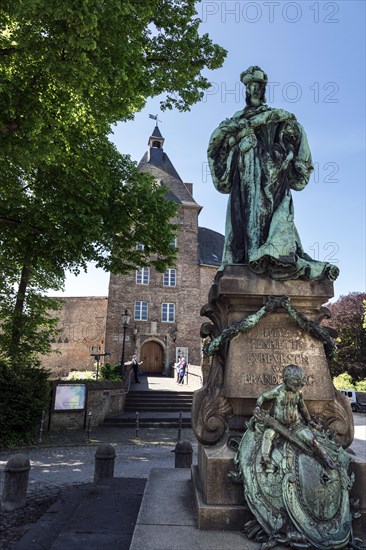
[253,405,263,420]
[308,418,319,430]
[239,132,257,153]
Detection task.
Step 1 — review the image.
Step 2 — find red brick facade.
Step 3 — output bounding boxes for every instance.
[41,127,223,377]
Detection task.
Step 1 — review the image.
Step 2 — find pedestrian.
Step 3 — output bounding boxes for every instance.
[177,356,187,385]
[175,356,181,382]
[131,354,143,383]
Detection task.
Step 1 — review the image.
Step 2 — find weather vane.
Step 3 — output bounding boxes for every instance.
[149,113,162,126]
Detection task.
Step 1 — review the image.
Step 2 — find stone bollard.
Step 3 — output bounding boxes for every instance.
[2,454,31,511]
[173,440,193,468]
[94,444,116,483]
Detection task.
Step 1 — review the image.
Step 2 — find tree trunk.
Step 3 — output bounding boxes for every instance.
[9,264,31,363]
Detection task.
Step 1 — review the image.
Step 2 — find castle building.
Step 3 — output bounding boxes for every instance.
[40,126,223,377]
[104,125,224,374]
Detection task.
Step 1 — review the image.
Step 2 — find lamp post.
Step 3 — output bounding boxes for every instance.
[90,348,111,380]
[120,308,131,377]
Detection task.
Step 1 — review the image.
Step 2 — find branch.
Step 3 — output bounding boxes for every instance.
[0,47,18,56]
[0,120,19,134]
[0,217,42,234]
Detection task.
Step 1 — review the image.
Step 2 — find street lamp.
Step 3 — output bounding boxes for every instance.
[120,308,131,377]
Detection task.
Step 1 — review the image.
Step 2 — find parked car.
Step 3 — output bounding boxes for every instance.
[339,389,366,413]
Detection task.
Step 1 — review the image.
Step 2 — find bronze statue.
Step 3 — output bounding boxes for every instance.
[207,66,339,281]
[231,365,357,549]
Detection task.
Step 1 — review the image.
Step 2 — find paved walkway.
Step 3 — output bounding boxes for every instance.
[0,373,365,549]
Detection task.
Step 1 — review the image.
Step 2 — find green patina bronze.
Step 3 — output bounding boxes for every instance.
[230,365,357,550]
[208,66,339,281]
[202,295,336,359]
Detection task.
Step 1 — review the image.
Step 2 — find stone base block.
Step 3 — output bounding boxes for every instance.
[191,466,250,531]
[198,443,244,505]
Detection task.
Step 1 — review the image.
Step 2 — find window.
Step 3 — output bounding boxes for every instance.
[171,237,177,248]
[162,303,175,323]
[163,268,176,287]
[136,243,145,251]
[135,301,148,321]
[136,267,150,285]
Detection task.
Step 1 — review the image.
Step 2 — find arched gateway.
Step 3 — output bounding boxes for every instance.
[140,340,164,373]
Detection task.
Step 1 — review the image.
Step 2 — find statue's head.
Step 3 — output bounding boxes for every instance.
[240,66,268,107]
[283,364,306,391]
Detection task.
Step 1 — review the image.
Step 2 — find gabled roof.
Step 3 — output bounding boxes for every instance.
[138,126,199,206]
[150,125,163,139]
[198,227,224,266]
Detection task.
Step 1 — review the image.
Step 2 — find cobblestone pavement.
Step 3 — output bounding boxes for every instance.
[0,416,364,549]
[0,426,197,491]
[0,427,196,549]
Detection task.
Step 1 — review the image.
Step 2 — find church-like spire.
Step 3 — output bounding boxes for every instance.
[148,125,165,150]
[147,125,165,164]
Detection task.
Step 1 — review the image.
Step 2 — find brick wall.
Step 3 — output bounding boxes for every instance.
[40,297,108,378]
[105,205,211,369]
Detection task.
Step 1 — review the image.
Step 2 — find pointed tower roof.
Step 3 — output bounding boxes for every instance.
[138,126,200,207]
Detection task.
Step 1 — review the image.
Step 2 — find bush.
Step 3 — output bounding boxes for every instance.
[100,363,122,381]
[333,372,366,392]
[0,360,51,447]
[333,372,356,390]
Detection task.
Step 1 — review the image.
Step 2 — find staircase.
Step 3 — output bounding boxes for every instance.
[104,390,193,428]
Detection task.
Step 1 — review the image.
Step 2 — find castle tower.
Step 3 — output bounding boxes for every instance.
[104,125,223,373]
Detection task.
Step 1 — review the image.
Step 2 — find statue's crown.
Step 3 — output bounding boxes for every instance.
[240,66,268,85]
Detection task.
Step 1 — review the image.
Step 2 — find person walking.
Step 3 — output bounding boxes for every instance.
[177,356,187,385]
[131,354,142,383]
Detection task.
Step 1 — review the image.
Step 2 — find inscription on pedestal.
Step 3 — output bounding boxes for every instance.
[224,315,333,401]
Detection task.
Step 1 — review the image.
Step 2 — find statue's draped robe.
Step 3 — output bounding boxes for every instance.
[208,106,339,280]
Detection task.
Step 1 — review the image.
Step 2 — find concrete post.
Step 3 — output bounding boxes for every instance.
[2,454,31,511]
[174,440,193,468]
[94,444,116,483]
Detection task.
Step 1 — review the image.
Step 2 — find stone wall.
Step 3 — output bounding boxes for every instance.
[105,207,209,369]
[40,239,220,377]
[41,297,108,378]
[49,381,127,431]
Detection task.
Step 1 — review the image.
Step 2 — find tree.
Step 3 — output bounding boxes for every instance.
[0,1,227,365]
[325,292,366,380]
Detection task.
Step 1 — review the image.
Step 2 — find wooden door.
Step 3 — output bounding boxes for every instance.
[141,341,164,373]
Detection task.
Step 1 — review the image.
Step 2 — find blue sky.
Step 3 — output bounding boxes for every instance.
[57,0,365,301]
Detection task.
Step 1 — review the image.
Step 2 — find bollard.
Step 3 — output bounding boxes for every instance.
[173,440,193,468]
[38,410,46,444]
[94,444,116,483]
[177,410,182,441]
[2,454,31,511]
[135,411,139,439]
[86,411,92,442]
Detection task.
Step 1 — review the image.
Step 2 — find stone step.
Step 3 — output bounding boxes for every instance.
[104,388,193,428]
[124,406,192,412]
[104,412,192,428]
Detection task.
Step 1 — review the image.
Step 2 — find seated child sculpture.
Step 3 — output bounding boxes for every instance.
[233,364,355,549]
[254,364,336,470]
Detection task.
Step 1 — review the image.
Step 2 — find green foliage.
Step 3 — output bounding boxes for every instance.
[100,362,122,381]
[0,360,51,447]
[0,0,226,365]
[332,372,356,390]
[333,372,366,392]
[325,292,366,380]
[0,268,62,366]
[355,379,366,392]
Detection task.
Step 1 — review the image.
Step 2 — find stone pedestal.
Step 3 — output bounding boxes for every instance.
[192,265,354,529]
